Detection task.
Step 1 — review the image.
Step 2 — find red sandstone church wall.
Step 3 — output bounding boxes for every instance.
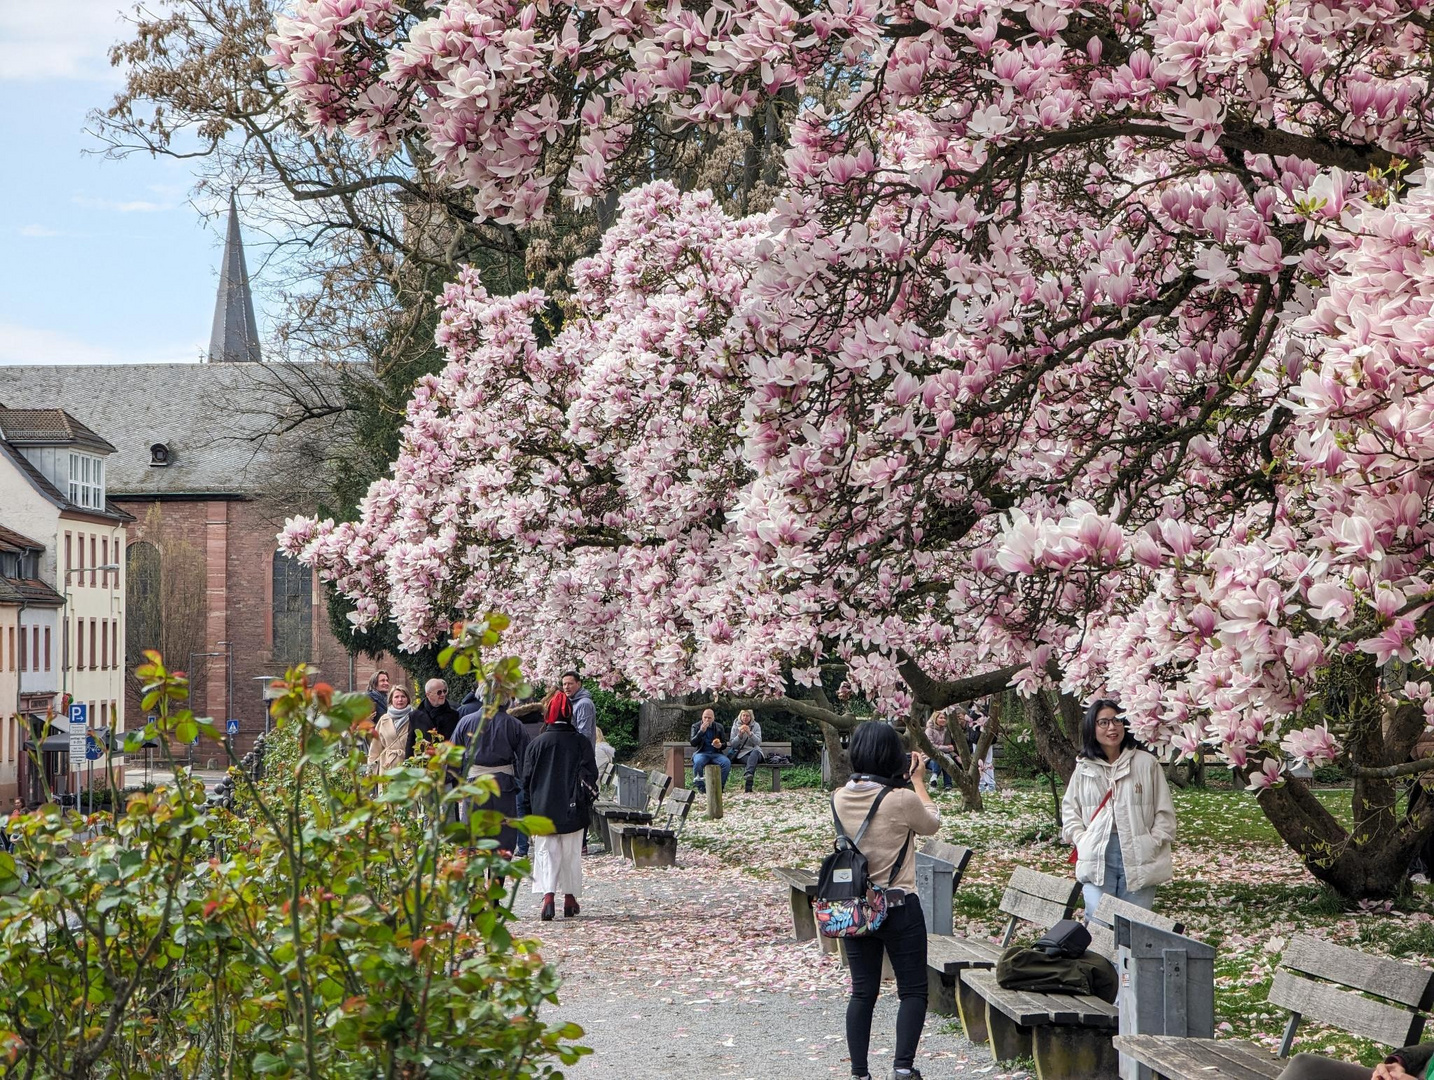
[120,497,394,758]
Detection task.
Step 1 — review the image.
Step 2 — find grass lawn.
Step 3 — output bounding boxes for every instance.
[678,775,1434,1068]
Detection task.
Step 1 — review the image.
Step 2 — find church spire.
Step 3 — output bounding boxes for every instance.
[207,194,263,364]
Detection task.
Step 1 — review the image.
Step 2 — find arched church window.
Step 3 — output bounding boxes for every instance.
[272,551,312,665]
[126,541,162,661]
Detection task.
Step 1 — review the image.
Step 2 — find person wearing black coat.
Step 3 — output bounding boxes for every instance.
[403,678,461,760]
[520,693,598,921]
[452,698,529,853]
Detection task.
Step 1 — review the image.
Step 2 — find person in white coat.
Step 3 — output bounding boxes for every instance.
[1061,699,1176,922]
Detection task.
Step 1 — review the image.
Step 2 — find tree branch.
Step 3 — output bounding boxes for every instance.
[673,695,856,729]
[896,653,1022,709]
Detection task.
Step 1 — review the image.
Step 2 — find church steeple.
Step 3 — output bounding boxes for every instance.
[207,194,263,364]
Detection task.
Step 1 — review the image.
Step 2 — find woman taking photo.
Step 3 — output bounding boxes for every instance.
[368,684,414,772]
[520,691,598,921]
[1061,699,1176,920]
[834,722,942,1080]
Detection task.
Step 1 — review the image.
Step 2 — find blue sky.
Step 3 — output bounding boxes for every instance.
[0,3,250,365]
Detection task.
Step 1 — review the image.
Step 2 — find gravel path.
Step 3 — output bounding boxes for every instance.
[520,842,1032,1079]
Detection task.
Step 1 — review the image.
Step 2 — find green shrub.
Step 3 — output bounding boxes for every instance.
[589,686,639,758]
[0,627,586,1078]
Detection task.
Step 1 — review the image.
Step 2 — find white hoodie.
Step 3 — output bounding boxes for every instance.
[1061,747,1176,893]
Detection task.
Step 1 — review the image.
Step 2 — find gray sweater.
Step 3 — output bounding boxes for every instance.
[728,720,763,758]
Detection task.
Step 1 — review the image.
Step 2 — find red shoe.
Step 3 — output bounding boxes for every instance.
[541,894,555,921]
[564,895,580,917]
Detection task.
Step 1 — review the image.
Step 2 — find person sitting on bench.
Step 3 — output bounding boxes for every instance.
[727,709,765,792]
[1276,1043,1433,1079]
[690,708,729,794]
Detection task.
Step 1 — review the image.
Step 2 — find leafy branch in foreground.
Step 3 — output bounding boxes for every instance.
[0,619,583,1078]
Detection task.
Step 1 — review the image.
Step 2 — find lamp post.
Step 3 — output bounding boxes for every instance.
[254,676,280,735]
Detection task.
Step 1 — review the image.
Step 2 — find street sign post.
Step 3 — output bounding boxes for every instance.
[68,704,87,810]
[68,704,87,766]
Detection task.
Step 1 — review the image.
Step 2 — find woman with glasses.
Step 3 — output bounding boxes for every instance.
[1061,699,1176,922]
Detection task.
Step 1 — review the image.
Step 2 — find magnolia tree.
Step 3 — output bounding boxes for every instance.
[275,0,1434,894]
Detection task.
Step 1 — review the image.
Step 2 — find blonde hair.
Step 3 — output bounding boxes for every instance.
[737,709,754,725]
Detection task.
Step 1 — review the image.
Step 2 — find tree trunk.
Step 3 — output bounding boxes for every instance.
[1027,691,1077,783]
[820,721,850,790]
[906,711,982,811]
[1251,763,1434,899]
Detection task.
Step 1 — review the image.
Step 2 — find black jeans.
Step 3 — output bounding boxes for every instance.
[845,895,927,1076]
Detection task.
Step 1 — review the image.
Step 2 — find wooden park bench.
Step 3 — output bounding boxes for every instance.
[773,839,972,960]
[1115,935,1434,1080]
[592,768,670,854]
[927,866,1079,1022]
[662,740,794,793]
[961,894,1184,1080]
[609,788,697,868]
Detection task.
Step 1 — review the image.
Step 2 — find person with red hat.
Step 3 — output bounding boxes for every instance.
[519,690,599,921]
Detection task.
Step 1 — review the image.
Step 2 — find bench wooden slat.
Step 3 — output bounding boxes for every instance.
[1114,1035,1285,1080]
[961,970,1118,1028]
[1009,866,1081,905]
[1087,895,1185,961]
[927,935,1001,975]
[1268,968,1425,1048]
[1279,934,1434,1010]
[663,740,794,759]
[773,867,818,893]
[997,868,1080,935]
[919,839,973,872]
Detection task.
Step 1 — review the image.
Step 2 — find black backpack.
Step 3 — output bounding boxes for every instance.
[812,787,912,937]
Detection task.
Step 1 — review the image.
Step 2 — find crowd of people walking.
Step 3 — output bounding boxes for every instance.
[363,668,602,920]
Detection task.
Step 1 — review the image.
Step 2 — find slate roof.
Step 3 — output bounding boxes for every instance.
[0,363,350,498]
[0,408,115,454]
[0,524,44,554]
[0,578,64,606]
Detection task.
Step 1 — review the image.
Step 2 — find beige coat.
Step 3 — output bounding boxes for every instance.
[367,713,411,772]
[1061,747,1176,893]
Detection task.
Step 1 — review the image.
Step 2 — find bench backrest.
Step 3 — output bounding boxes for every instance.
[1087,895,1183,961]
[920,838,974,877]
[673,741,793,760]
[997,866,1081,946]
[1271,935,1434,1055]
[647,770,672,806]
[597,761,616,793]
[659,788,697,835]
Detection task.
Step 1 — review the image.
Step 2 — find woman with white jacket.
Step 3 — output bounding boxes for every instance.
[1061,699,1176,920]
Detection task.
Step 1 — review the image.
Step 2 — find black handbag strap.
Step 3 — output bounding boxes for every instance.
[887,828,913,887]
[832,787,914,887]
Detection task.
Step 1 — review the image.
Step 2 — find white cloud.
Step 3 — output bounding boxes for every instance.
[18,224,60,237]
[72,195,174,214]
[0,3,133,82]
[0,322,203,366]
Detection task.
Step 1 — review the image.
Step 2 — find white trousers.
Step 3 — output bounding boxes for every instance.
[531,830,584,896]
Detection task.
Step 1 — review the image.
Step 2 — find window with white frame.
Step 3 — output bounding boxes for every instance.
[68,453,105,510]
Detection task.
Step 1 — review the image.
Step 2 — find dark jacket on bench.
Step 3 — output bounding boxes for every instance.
[690,721,727,756]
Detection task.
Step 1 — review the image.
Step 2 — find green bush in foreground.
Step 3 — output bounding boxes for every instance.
[0,616,586,1078]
